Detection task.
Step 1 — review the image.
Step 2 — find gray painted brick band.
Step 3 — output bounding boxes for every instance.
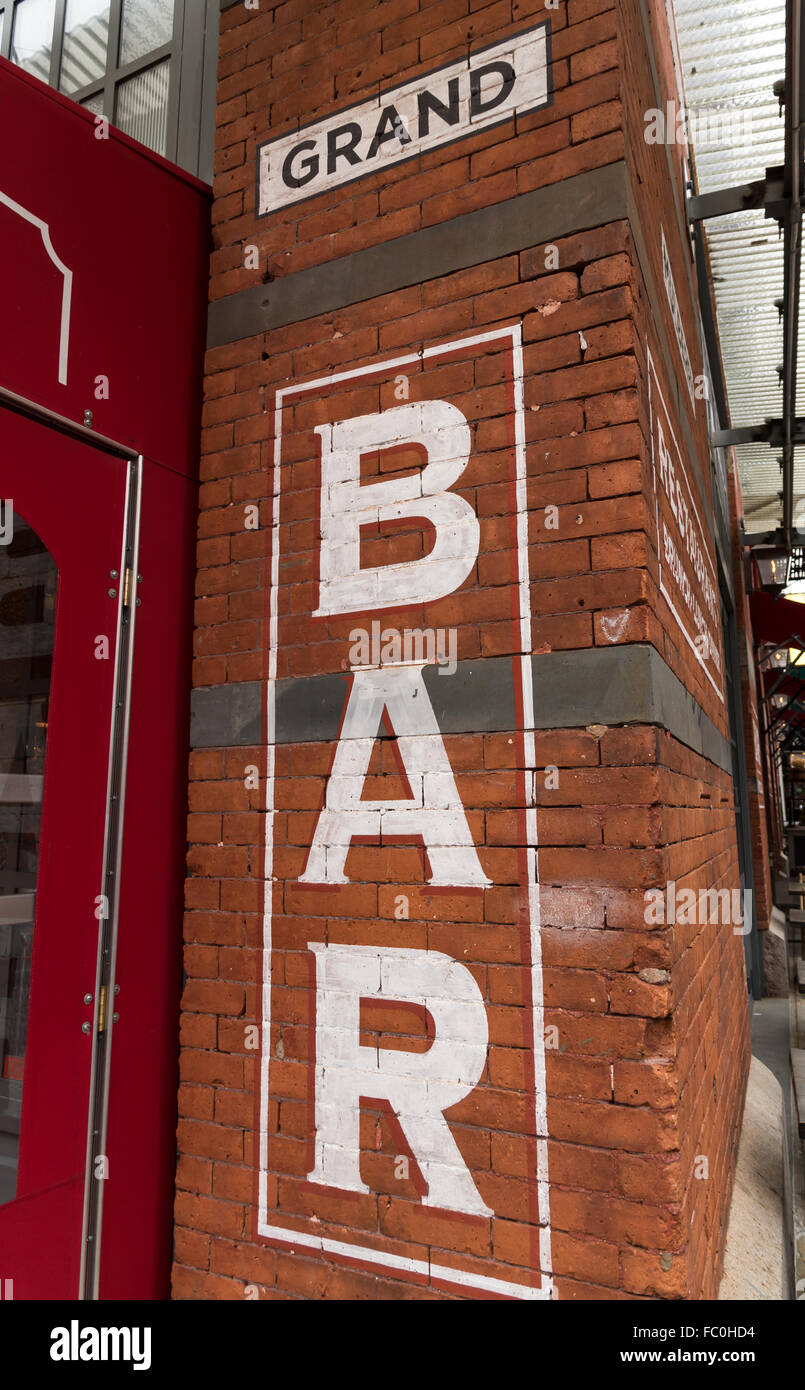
[207,162,628,346]
[190,643,731,772]
[532,644,731,773]
[190,680,263,748]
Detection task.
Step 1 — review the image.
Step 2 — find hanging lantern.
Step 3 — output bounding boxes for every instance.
[752,546,790,596]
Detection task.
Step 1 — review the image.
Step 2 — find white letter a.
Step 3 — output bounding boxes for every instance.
[299,665,491,887]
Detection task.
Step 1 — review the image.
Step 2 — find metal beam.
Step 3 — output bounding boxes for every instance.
[687,171,788,222]
[713,417,805,447]
[744,528,805,546]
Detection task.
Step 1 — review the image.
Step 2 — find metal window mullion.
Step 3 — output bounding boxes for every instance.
[69,80,104,105]
[49,0,66,89]
[107,0,121,64]
[105,0,122,118]
[173,0,198,171]
[163,0,184,165]
[197,0,220,182]
[108,39,171,85]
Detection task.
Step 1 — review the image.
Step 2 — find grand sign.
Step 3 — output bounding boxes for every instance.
[259,327,553,1299]
[257,23,552,216]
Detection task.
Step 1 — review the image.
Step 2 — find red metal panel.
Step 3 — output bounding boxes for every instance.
[0,59,209,1298]
[0,57,210,479]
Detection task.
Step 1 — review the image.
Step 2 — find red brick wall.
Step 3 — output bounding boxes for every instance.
[173,0,751,1301]
[211,0,622,292]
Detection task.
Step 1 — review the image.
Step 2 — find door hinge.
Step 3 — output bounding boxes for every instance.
[122,567,133,607]
[97,985,108,1034]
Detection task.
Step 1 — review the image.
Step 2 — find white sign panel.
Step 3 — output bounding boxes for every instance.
[660,225,696,412]
[648,346,723,701]
[257,23,552,216]
[259,327,553,1300]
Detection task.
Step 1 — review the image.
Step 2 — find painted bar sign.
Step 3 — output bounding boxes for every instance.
[258,23,552,216]
[259,327,553,1299]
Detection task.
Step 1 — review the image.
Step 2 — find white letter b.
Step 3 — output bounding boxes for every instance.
[314,401,478,615]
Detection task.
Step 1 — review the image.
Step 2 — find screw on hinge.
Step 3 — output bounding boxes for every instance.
[83,409,94,428]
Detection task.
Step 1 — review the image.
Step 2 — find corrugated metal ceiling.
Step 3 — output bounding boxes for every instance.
[673,0,805,533]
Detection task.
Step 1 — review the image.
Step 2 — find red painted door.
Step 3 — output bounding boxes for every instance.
[0,405,129,1298]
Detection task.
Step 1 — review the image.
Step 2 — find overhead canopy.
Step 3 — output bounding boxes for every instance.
[750,588,805,645]
[674,0,805,539]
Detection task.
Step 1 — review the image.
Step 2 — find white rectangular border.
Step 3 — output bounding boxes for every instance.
[258,325,553,1301]
[647,344,724,704]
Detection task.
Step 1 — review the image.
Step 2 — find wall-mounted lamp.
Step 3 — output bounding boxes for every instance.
[752,546,790,596]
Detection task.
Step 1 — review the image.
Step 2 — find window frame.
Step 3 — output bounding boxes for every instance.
[0,0,216,175]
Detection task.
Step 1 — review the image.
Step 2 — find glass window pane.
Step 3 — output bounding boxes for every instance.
[0,512,57,1208]
[11,0,56,83]
[115,58,169,156]
[80,90,105,114]
[119,0,174,67]
[60,0,110,96]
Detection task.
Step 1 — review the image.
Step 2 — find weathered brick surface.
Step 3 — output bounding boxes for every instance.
[210,0,623,294]
[173,0,752,1301]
